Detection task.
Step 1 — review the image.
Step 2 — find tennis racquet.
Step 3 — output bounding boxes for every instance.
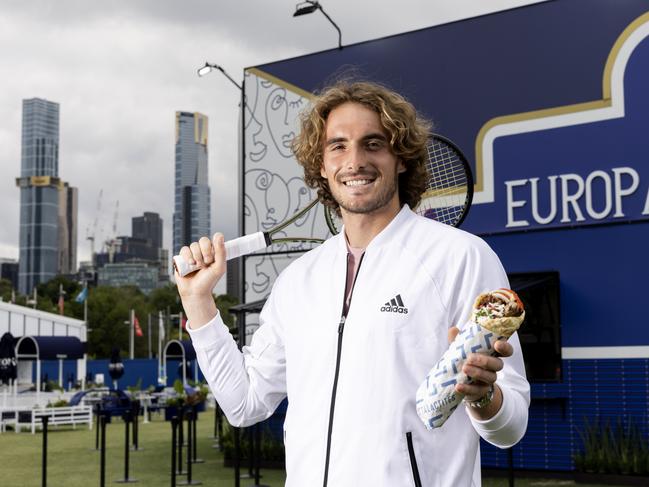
[173,133,473,277]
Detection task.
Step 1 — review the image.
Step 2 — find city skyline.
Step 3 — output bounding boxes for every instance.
[17,98,67,293]
[173,111,211,255]
[0,0,546,277]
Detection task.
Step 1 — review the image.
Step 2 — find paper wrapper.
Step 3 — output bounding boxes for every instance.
[415,323,506,429]
[416,289,525,430]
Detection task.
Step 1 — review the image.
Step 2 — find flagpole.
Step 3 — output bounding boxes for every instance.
[147,314,152,359]
[158,310,164,384]
[82,281,88,323]
[130,309,134,360]
[178,310,181,340]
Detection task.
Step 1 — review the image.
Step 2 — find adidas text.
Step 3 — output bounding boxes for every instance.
[380,305,409,314]
[380,294,409,314]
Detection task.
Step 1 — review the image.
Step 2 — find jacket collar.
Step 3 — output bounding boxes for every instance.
[335,205,414,254]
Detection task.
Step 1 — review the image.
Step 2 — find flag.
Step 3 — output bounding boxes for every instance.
[134,315,143,337]
[75,286,88,303]
[58,283,66,315]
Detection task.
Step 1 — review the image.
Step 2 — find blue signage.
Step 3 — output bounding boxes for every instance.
[469,14,649,234]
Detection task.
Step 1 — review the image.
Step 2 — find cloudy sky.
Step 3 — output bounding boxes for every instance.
[0,0,545,274]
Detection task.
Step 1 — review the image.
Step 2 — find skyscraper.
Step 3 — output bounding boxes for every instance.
[16,98,77,293]
[133,212,163,250]
[58,183,78,275]
[173,111,210,255]
[16,98,61,294]
[133,212,168,282]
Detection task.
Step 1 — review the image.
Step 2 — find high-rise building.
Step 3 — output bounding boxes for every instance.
[16,98,78,294]
[16,98,61,294]
[58,183,78,275]
[94,212,169,292]
[132,212,169,282]
[0,259,19,291]
[173,111,210,255]
[133,212,162,249]
[98,261,159,295]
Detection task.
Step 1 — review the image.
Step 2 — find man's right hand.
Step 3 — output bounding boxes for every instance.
[175,233,227,329]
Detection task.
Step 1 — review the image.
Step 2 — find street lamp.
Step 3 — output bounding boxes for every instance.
[197,62,242,90]
[197,62,246,304]
[293,1,343,50]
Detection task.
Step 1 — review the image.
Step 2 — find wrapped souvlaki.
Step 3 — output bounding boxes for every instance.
[415,288,525,430]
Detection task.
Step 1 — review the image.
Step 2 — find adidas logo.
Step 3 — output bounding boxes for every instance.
[380,294,409,314]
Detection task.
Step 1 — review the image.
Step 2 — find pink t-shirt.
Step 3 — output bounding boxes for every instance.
[343,244,365,316]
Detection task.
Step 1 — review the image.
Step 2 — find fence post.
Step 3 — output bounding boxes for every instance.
[41,416,48,487]
[100,415,107,487]
[115,411,138,483]
[171,417,178,487]
[191,406,204,464]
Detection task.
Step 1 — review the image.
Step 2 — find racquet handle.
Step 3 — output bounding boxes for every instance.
[173,232,270,277]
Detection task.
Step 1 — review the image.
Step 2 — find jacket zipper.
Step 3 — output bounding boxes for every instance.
[322,252,365,487]
[406,432,423,487]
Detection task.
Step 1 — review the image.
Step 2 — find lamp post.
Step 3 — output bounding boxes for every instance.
[293,1,342,50]
[197,62,246,304]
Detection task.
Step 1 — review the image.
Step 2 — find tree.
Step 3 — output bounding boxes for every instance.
[86,285,148,358]
[215,294,239,332]
[0,279,13,303]
[36,276,83,318]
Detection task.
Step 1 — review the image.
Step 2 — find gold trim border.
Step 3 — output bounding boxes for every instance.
[245,67,315,100]
[474,10,649,194]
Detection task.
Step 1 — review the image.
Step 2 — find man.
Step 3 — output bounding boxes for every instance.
[176,81,529,486]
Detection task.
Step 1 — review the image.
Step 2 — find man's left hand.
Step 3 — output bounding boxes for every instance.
[447,326,513,419]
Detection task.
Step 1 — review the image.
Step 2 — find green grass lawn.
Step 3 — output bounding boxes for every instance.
[0,410,632,486]
[0,409,285,487]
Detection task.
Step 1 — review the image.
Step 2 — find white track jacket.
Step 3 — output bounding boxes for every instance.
[188,206,530,487]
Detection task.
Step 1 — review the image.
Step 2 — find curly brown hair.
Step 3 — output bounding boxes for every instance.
[292,81,431,214]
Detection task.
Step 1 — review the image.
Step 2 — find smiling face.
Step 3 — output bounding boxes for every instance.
[320,102,405,218]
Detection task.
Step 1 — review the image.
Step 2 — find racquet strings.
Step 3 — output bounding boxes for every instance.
[417,136,472,227]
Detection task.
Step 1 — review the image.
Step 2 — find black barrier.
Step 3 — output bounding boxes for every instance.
[171,417,178,487]
[179,410,201,486]
[42,416,48,487]
[131,401,142,451]
[246,427,254,479]
[176,409,185,476]
[115,411,138,483]
[254,424,261,485]
[191,406,204,464]
[233,427,240,487]
[251,424,270,487]
[100,415,107,487]
[94,404,101,451]
[211,403,223,450]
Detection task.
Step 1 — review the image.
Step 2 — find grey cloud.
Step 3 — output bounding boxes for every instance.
[0,0,548,266]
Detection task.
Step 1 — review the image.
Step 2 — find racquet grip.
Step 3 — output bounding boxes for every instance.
[173,232,269,277]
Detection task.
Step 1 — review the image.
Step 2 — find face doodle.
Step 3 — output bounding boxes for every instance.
[265,87,304,158]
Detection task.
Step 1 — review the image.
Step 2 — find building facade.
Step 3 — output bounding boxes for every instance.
[97,261,159,295]
[133,212,162,250]
[16,98,78,294]
[16,98,61,295]
[245,1,649,474]
[0,259,19,290]
[58,183,78,275]
[172,112,210,255]
[94,212,169,291]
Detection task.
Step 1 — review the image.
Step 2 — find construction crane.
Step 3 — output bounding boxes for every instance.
[85,189,103,264]
[106,200,120,263]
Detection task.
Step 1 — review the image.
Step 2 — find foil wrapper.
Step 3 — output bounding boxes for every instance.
[415,322,504,430]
